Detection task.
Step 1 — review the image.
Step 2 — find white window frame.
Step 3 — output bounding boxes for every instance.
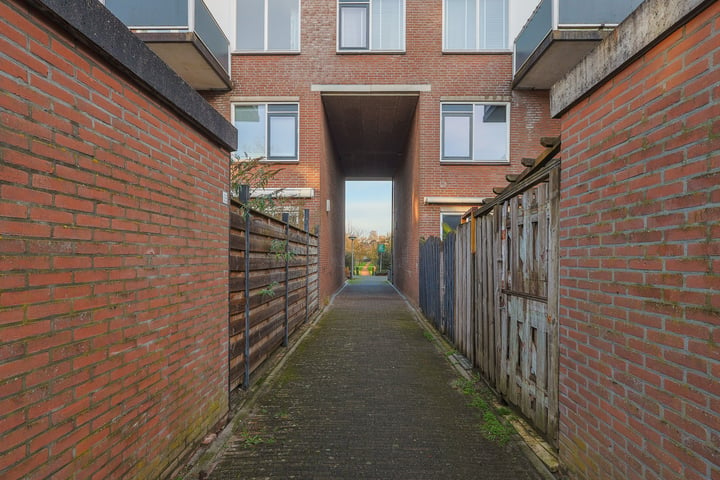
[232,102,300,162]
[440,210,465,239]
[337,0,406,52]
[440,102,509,164]
[442,0,509,52]
[233,0,301,53]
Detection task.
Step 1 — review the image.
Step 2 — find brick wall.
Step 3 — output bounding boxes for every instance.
[393,100,420,302]
[205,0,560,303]
[557,2,720,479]
[318,96,347,300]
[1,1,232,478]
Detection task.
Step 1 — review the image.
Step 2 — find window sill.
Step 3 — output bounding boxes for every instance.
[261,159,300,164]
[233,51,301,55]
[442,49,512,55]
[440,160,510,165]
[336,50,406,55]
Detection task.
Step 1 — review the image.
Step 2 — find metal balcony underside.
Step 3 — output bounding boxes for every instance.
[512,0,643,90]
[135,31,232,91]
[104,0,231,91]
[513,28,612,90]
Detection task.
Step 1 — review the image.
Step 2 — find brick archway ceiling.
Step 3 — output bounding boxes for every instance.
[321,94,418,178]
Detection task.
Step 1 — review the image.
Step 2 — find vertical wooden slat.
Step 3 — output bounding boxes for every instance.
[510,196,519,291]
[537,183,548,298]
[498,201,509,395]
[486,214,495,384]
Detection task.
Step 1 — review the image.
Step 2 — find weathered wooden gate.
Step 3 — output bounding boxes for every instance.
[494,168,560,446]
[475,147,560,446]
[450,140,560,446]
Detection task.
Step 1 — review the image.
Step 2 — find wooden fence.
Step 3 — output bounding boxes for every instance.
[229,194,319,390]
[420,139,561,447]
[419,235,455,337]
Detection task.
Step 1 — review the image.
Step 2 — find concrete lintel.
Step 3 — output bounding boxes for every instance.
[424,197,487,205]
[440,95,512,103]
[252,188,315,199]
[551,0,713,117]
[230,96,301,102]
[24,0,237,150]
[312,84,431,93]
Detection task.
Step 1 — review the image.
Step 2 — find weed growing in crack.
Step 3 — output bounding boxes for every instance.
[454,376,515,445]
[239,430,276,447]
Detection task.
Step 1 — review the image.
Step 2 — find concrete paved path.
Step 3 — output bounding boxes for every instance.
[207,276,546,479]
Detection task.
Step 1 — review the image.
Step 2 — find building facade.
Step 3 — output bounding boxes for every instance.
[200,0,561,302]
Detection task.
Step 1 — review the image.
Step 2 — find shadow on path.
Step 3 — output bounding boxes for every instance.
[208,277,545,479]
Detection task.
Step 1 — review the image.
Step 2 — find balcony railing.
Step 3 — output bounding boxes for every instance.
[513,0,643,89]
[104,0,231,90]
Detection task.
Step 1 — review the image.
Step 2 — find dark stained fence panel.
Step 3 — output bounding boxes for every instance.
[229,198,319,391]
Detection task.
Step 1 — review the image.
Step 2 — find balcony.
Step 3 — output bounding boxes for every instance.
[103,0,231,91]
[513,0,643,90]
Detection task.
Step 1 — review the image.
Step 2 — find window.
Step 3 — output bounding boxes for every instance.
[443,0,507,51]
[441,213,463,239]
[233,104,299,161]
[441,103,508,163]
[236,0,300,52]
[338,0,404,51]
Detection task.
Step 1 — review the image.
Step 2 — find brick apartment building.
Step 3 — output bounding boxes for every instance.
[105,0,564,303]
[211,0,565,304]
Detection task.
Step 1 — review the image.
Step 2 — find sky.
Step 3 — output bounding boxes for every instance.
[345,181,392,236]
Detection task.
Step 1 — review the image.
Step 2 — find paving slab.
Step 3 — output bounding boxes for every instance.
[207,276,546,479]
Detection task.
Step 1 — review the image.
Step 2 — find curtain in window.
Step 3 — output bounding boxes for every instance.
[268,116,297,158]
[340,5,368,49]
[443,115,472,159]
[445,0,506,50]
[445,0,476,50]
[481,0,506,49]
[268,0,300,50]
[237,0,265,50]
[372,0,403,50]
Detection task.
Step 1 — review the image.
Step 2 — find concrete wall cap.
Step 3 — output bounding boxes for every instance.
[550,0,713,118]
[25,0,237,150]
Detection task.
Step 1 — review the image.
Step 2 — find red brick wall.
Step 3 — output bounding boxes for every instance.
[318,94,347,300]
[557,4,720,479]
[0,2,230,478]
[206,0,559,303]
[393,105,420,302]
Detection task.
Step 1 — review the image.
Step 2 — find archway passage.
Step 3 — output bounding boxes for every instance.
[322,94,417,177]
[321,92,420,301]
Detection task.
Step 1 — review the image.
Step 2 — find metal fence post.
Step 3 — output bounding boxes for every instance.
[282,212,290,347]
[240,184,251,389]
[304,209,310,323]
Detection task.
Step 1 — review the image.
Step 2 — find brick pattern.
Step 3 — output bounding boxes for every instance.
[203,0,560,303]
[558,4,720,479]
[1,2,229,478]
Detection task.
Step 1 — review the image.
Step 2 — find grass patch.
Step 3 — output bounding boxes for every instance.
[238,429,276,447]
[454,376,515,445]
